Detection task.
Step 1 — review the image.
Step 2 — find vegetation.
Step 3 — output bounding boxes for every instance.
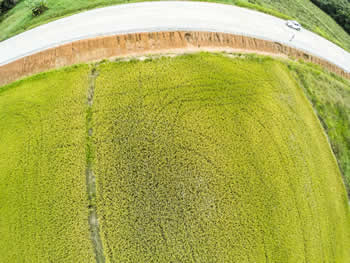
[0,65,95,262]
[0,0,16,11]
[24,0,48,17]
[0,53,349,262]
[93,53,350,262]
[1,0,350,52]
[310,0,350,34]
[236,0,350,50]
[0,0,17,14]
[286,60,350,197]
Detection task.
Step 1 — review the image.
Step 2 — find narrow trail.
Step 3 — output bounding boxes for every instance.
[86,65,105,263]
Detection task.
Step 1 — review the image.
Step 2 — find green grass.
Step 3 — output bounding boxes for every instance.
[285,59,350,197]
[0,53,349,262]
[93,53,350,262]
[1,0,350,52]
[235,0,350,51]
[0,65,95,262]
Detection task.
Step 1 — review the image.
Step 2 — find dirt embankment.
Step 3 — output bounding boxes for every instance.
[1,31,349,86]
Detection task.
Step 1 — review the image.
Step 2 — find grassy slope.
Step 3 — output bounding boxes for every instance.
[0,66,95,262]
[236,0,350,50]
[93,53,350,262]
[1,0,350,51]
[286,60,350,196]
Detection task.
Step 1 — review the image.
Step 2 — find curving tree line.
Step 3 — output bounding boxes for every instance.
[310,0,350,34]
[0,0,17,14]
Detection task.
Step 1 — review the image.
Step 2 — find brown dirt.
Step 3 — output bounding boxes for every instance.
[1,31,349,86]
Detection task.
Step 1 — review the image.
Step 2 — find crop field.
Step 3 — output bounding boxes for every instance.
[93,53,350,262]
[0,53,349,262]
[0,65,95,262]
[1,0,350,52]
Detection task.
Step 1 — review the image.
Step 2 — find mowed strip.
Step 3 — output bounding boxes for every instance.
[0,66,94,262]
[92,53,350,262]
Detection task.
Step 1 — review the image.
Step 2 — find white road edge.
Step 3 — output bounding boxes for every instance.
[0,1,349,73]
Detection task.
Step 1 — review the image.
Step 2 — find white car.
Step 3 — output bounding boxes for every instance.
[286,20,302,31]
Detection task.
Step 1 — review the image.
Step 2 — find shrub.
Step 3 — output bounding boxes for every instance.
[310,0,350,35]
[0,0,18,14]
[25,0,48,16]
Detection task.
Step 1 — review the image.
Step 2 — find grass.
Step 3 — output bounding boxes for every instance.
[93,53,350,262]
[1,0,350,52]
[0,52,349,262]
[236,0,350,51]
[285,59,350,197]
[0,65,95,262]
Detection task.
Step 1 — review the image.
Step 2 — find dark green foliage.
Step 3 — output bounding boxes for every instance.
[310,0,350,34]
[0,0,17,14]
[24,0,48,16]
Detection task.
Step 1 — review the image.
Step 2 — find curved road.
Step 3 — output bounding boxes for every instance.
[0,1,350,72]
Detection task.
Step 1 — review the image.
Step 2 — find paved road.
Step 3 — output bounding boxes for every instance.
[1,1,350,72]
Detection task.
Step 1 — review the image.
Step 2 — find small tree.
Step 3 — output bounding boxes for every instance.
[25,0,48,16]
[0,0,18,14]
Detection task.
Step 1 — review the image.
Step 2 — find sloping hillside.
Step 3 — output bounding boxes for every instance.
[287,60,350,196]
[236,0,350,50]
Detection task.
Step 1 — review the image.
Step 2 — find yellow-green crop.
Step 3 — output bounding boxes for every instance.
[0,53,349,262]
[0,66,95,262]
[93,53,350,262]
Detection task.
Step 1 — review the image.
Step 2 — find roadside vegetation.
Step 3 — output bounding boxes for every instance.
[1,0,350,52]
[286,60,350,197]
[24,0,48,17]
[236,0,350,50]
[0,53,349,262]
[0,0,17,14]
[310,0,350,35]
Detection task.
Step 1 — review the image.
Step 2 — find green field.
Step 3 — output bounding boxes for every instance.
[286,60,350,196]
[233,0,350,50]
[0,66,95,261]
[0,53,349,262]
[1,0,350,51]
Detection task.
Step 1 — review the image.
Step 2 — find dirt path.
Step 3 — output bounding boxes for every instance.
[86,66,105,263]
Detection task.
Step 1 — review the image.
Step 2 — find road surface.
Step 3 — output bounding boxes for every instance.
[0,1,349,72]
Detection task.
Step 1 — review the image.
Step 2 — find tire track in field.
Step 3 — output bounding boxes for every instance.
[86,65,106,263]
